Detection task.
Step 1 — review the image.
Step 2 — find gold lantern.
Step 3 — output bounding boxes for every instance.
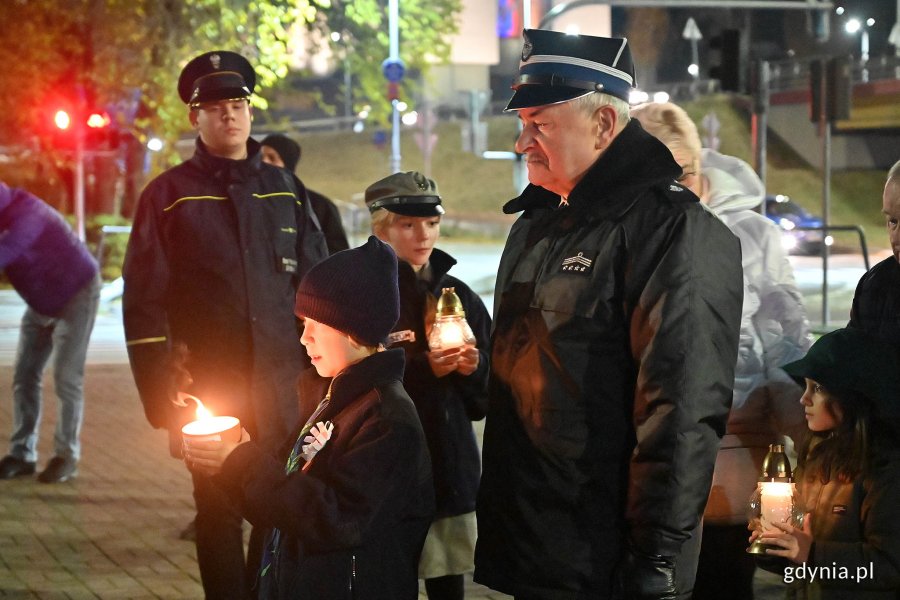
[747,443,804,554]
[427,287,476,351]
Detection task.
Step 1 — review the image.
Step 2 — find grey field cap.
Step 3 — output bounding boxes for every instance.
[364,171,445,217]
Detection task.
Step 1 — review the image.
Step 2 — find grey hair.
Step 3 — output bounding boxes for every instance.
[570,92,631,124]
[888,159,900,185]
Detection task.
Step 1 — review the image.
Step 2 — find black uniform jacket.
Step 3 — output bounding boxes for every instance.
[392,249,490,517]
[474,119,743,599]
[218,349,435,600]
[849,255,900,352]
[123,138,327,453]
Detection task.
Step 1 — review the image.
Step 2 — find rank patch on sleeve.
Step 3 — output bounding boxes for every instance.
[559,251,595,275]
[386,330,416,346]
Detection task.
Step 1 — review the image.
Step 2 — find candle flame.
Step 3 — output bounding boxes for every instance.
[195,399,213,420]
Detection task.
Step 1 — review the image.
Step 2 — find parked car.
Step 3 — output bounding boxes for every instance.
[764,194,826,255]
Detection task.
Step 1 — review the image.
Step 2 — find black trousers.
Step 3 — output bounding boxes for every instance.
[692,523,756,600]
[192,471,252,600]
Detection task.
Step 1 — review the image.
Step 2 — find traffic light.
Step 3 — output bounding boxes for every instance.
[43,105,117,150]
[809,57,851,123]
[85,110,117,149]
[54,109,72,130]
[709,29,744,93]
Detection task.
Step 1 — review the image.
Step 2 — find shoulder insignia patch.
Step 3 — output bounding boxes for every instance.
[560,251,595,275]
[669,184,684,192]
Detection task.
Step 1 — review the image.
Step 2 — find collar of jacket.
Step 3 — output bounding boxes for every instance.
[326,348,406,415]
[397,247,457,295]
[189,136,264,182]
[503,119,683,220]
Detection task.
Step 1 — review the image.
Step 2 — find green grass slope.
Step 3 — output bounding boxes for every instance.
[294,95,888,251]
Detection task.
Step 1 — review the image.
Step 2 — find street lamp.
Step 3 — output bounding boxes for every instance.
[845,17,875,65]
[682,17,703,88]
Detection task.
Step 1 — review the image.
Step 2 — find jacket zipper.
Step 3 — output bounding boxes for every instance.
[349,553,357,600]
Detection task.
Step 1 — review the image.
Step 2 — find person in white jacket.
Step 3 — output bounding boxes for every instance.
[632,102,813,600]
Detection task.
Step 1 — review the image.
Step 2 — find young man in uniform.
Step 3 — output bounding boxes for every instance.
[123,50,326,599]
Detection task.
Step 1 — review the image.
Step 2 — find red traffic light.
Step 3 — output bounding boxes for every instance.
[87,112,111,128]
[54,109,71,130]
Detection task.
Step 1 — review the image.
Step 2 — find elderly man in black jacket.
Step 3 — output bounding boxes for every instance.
[849,159,900,350]
[123,51,327,599]
[474,29,743,600]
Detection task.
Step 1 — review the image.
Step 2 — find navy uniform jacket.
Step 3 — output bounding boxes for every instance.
[475,119,743,599]
[123,137,327,454]
[391,249,490,518]
[849,256,900,352]
[219,349,435,600]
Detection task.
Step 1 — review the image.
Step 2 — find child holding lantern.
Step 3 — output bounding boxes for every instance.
[753,327,900,598]
[183,236,435,599]
[365,171,491,600]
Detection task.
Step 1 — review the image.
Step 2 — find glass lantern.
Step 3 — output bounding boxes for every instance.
[747,443,805,554]
[427,287,476,351]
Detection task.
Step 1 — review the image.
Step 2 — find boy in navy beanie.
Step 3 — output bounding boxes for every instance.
[184,236,434,599]
[294,235,399,348]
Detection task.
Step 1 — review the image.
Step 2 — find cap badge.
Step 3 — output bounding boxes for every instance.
[210,54,221,70]
[413,172,430,190]
[521,32,534,62]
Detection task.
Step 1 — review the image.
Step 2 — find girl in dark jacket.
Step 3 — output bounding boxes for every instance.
[755,327,900,599]
[365,171,491,600]
[184,237,435,599]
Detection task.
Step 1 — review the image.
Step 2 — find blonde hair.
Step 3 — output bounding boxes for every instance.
[630,102,702,168]
[370,208,397,237]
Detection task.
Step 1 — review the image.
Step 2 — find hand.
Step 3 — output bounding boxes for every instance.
[456,345,480,376]
[300,421,334,462]
[183,428,250,477]
[427,347,462,378]
[758,516,813,564]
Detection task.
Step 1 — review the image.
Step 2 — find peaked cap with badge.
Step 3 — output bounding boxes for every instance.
[506,28,635,111]
[365,171,445,217]
[177,50,256,107]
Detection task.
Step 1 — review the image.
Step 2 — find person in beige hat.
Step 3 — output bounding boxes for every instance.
[366,171,491,600]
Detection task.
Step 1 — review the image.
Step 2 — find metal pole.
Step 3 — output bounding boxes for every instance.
[389,0,401,173]
[752,60,770,190]
[74,130,86,242]
[819,58,831,328]
[343,57,352,123]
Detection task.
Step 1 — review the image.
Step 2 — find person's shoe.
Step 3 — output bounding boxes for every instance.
[37,456,78,483]
[0,455,36,479]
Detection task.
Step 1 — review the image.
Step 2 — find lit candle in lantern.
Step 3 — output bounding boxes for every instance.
[181,398,241,444]
[428,287,476,351]
[747,443,802,555]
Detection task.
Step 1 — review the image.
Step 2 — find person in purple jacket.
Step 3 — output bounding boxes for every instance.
[0,182,100,483]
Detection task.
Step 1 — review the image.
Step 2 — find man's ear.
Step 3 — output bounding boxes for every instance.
[249,105,254,122]
[188,109,199,129]
[594,105,618,150]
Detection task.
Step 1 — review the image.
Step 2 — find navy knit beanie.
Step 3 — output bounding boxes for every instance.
[261,134,301,172]
[294,236,399,346]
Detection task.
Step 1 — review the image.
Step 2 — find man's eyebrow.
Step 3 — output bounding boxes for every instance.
[519,107,548,121]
